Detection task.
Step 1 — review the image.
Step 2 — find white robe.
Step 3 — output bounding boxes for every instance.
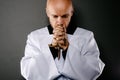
[20,27,105,80]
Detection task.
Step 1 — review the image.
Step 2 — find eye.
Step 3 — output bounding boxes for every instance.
[53,15,58,18]
[62,15,69,18]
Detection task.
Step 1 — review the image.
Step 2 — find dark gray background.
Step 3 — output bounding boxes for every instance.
[0,0,119,80]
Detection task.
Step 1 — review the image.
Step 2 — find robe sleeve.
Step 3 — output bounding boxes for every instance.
[79,32,105,80]
[62,32,105,80]
[20,34,49,80]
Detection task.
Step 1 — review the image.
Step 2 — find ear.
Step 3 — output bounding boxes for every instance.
[71,9,74,16]
[46,8,49,17]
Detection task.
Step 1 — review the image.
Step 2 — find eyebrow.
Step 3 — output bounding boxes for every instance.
[52,13,69,17]
[62,14,69,17]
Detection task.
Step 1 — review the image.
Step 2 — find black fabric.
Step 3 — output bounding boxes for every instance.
[49,47,59,59]
[53,75,65,80]
[53,74,74,80]
[47,25,53,34]
[49,47,67,60]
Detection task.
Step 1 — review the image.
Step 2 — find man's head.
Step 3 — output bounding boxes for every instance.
[46,0,74,29]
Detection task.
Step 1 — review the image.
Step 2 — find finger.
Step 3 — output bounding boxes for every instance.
[57,40,65,45]
[55,32,65,37]
[53,28,64,34]
[58,40,69,50]
[55,36,65,41]
[51,39,58,47]
[54,25,66,32]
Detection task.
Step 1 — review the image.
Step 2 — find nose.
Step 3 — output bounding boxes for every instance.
[57,17,64,26]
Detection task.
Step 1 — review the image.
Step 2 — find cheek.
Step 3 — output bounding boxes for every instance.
[49,18,56,28]
[65,18,71,26]
[49,18,54,24]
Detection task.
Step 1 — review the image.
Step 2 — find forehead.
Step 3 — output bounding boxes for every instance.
[48,6,72,15]
[47,0,73,15]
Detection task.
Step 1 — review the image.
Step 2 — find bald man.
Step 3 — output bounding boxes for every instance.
[20,0,105,80]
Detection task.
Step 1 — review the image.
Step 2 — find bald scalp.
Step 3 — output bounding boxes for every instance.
[46,0,74,12]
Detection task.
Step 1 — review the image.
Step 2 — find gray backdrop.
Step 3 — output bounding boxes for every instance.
[0,0,119,80]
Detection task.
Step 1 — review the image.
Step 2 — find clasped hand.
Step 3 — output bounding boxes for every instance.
[50,26,69,50]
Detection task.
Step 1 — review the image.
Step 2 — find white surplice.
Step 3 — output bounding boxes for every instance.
[20,27,105,80]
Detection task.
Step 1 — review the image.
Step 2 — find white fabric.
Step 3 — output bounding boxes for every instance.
[55,49,65,73]
[55,49,71,80]
[20,27,105,80]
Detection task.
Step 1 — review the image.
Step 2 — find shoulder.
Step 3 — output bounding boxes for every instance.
[30,27,48,36]
[26,27,49,42]
[26,26,50,45]
[28,27,49,38]
[74,27,94,38]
